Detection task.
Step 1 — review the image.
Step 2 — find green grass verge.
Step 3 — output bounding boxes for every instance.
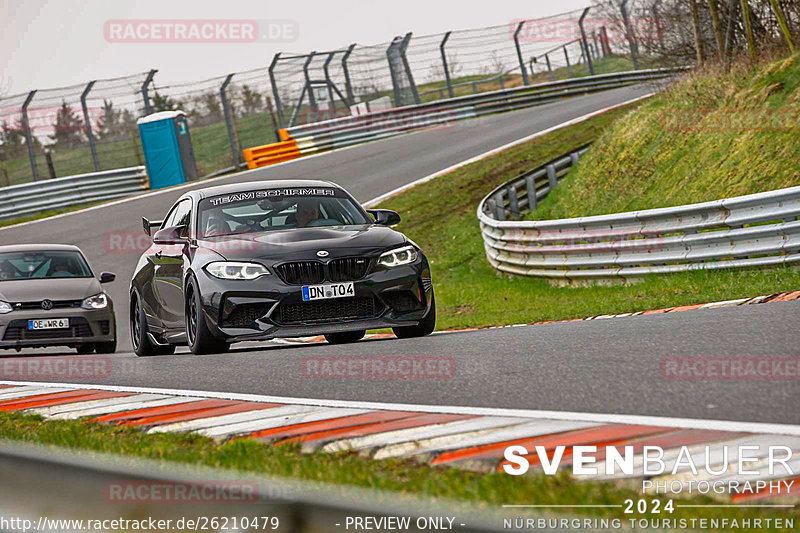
[0,411,794,531]
[0,201,106,229]
[374,95,800,331]
[528,54,800,220]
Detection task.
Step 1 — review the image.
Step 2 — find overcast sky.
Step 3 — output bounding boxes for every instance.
[1,0,591,96]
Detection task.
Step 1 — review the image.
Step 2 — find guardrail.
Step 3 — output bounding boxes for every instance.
[0,441,508,533]
[278,68,687,160]
[0,166,148,222]
[478,146,800,281]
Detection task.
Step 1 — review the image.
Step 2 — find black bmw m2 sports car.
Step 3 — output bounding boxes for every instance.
[130,180,435,355]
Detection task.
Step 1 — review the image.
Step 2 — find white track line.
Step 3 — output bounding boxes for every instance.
[0,386,75,400]
[48,396,200,420]
[374,420,600,460]
[26,393,174,417]
[147,404,317,434]
[323,416,523,454]
[3,380,799,436]
[199,408,370,439]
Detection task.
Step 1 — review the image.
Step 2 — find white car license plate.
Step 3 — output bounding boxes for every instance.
[28,318,70,330]
[302,282,354,302]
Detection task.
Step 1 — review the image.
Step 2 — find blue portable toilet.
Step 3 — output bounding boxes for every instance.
[137,111,198,190]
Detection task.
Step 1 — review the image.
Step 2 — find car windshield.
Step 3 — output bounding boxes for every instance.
[0,250,93,281]
[198,188,371,238]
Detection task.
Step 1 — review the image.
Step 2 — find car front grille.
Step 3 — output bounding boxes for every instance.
[279,297,377,324]
[2,318,93,342]
[276,257,370,285]
[328,257,369,282]
[275,261,324,285]
[222,303,269,328]
[13,300,83,310]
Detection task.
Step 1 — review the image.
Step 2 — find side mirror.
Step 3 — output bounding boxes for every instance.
[367,209,401,226]
[142,217,163,236]
[99,272,116,284]
[153,225,189,245]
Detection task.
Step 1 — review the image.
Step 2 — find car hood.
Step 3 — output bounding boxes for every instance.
[196,225,407,261]
[0,278,102,303]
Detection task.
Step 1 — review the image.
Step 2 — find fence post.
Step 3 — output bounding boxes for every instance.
[141,69,157,115]
[220,74,240,168]
[81,80,100,172]
[386,37,403,107]
[600,26,611,55]
[620,0,640,70]
[341,43,357,105]
[21,90,40,182]
[269,53,286,130]
[578,8,595,76]
[399,33,421,104]
[304,52,318,114]
[45,151,56,179]
[265,97,280,142]
[323,52,337,118]
[545,54,554,80]
[564,46,572,75]
[513,21,530,86]
[440,31,454,98]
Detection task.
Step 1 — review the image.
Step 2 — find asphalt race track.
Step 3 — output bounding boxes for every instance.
[2,84,798,426]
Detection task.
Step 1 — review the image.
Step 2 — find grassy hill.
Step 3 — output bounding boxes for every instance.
[528,54,800,221]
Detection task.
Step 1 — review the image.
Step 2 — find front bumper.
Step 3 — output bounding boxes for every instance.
[194,259,433,342]
[0,306,116,350]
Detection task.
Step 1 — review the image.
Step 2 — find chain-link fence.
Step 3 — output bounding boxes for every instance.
[0,6,655,188]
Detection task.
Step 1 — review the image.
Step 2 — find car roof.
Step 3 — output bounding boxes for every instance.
[0,244,83,253]
[190,179,341,200]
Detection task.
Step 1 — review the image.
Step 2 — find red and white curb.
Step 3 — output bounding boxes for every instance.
[0,381,798,502]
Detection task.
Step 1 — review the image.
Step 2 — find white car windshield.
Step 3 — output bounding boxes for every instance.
[0,251,93,280]
[198,190,370,238]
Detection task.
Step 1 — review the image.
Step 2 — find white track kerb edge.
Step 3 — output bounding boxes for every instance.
[2,380,800,437]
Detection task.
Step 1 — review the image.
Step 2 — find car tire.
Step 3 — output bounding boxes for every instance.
[324,330,366,344]
[186,276,229,355]
[76,344,95,354]
[131,291,175,357]
[95,341,117,354]
[392,291,436,339]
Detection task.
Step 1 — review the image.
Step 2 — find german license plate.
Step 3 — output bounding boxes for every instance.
[302,282,354,302]
[28,318,70,330]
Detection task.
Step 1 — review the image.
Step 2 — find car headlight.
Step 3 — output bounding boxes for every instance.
[81,292,108,310]
[377,245,418,268]
[205,262,270,280]
[0,301,12,314]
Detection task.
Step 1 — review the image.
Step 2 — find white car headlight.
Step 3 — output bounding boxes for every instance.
[377,245,418,268]
[81,292,108,310]
[205,262,270,280]
[0,301,12,314]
